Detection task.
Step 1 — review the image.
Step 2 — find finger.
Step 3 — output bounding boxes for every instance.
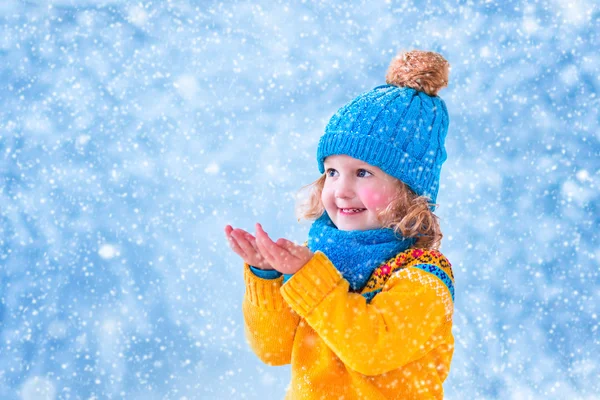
[235,227,252,236]
[255,223,276,250]
[225,225,241,248]
[232,229,260,259]
[257,224,294,263]
[276,238,301,259]
[245,233,262,254]
[255,223,279,263]
[242,230,257,244]
[243,232,268,259]
[226,232,248,259]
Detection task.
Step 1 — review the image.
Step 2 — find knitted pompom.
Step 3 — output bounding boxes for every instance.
[385,50,449,96]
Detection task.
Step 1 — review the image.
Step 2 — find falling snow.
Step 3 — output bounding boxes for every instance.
[0,1,598,399]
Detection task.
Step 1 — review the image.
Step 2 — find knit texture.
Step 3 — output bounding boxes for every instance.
[249,265,293,283]
[307,211,415,291]
[317,84,449,203]
[243,248,455,399]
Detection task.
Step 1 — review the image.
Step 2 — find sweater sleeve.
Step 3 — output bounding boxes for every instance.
[242,263,301,366]
[249,266,282,279]
[249,266,294,283]
[280,251,454,376]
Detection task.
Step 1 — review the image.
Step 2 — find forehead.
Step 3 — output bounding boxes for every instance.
[323,154,374,169]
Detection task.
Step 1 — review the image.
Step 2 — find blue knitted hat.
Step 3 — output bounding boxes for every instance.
[317,50,450,204]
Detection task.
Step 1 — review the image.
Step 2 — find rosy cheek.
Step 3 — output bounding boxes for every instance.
[359,187,392,210]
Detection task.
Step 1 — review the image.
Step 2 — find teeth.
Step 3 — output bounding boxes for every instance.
[342,208,364,213]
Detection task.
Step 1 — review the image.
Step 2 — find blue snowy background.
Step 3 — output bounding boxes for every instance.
[1,0,598,399]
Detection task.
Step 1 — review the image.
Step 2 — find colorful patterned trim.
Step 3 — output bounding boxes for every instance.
[361,248,455,304]
[412,263,455,302]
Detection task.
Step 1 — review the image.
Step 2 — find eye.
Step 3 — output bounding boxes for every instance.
[357,169,372,178]
[326,168,338,177]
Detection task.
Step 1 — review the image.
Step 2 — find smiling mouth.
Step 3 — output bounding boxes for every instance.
[339,208,366,214]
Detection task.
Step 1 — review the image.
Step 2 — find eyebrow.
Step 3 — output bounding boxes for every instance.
[324,163,373,170]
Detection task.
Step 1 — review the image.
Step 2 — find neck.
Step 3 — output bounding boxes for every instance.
[307,212,414,291]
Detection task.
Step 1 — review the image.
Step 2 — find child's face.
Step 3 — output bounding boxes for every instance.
[321,154,400,231]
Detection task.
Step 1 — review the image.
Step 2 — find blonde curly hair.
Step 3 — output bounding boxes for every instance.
[296,174,443,250]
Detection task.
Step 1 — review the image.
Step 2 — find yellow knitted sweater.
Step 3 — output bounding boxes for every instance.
[243,248,455,399]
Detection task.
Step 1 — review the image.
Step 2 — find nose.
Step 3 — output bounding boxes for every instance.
[334,178,354,200]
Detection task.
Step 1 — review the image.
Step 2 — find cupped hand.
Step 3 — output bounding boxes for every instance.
[254,223,314,275]
[224,225,274,270]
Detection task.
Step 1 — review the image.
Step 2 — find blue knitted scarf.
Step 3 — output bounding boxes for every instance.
[307,212,415,291]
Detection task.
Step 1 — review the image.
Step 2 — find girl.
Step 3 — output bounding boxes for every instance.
[225,50,455,399]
